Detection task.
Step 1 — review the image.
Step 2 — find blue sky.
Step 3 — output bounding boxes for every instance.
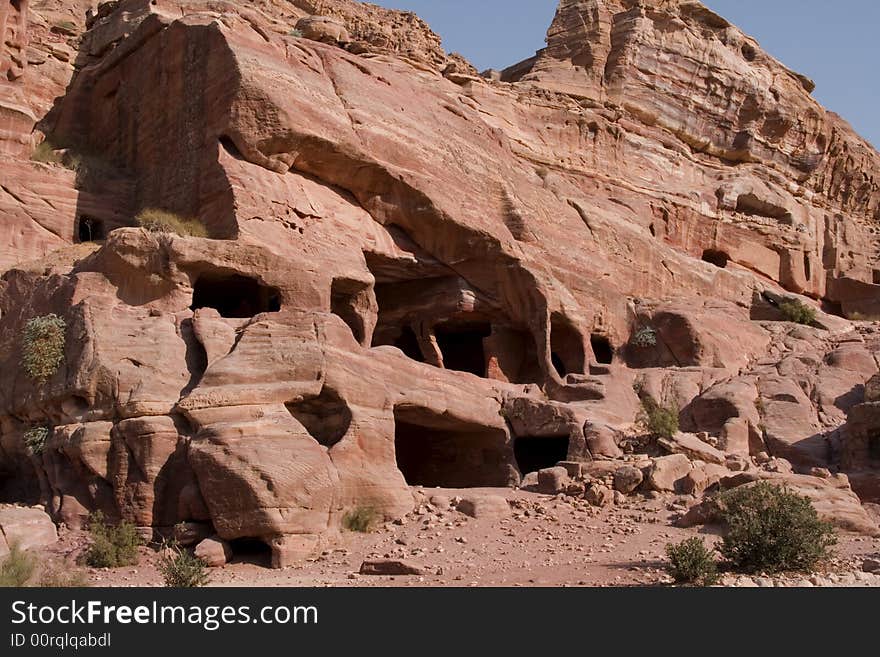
[372,1,879,147]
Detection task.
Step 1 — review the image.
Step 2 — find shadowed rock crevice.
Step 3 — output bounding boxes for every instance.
[330,277,373,345]
[285,387,352,448]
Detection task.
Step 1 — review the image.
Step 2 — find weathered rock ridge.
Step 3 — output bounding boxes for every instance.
[1,0,880,564]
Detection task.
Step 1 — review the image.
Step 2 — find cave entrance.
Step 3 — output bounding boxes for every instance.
[702,249,730,268]
[393,408,512,488]
[331,278,371,345]
[513,435,570,475]
[388,326,425,362]
[590,334,614,365]
[435,322,491,376]
[76,216,105,243]
[190,274,281,318]
[285,387,351,448]
[551,315,586,376]
[229,538,272,567]
[869,434,880,462]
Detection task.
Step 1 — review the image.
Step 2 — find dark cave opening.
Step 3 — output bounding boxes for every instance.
[435,322,491,377]
[551,353,567,378]
[551,315,587,375]
[285,387,352,448]
[330,278,370,344]
[393,409,511,488]
[513,435,570,475]
[229,538,272,567]
[702,249,730,268]
[190,274,281,318]
[76,216,105,243]
[390,326,425,362]
[869,434,880,462]
[590,334,614,365]
[804,253,812,281]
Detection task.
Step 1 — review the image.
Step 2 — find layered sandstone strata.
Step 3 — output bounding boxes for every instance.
[1,0,879,564]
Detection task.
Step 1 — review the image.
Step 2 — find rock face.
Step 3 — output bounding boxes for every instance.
[0,505,57,556]
[1,0,879,565]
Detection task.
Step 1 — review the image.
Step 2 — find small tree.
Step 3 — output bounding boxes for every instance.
[779,300,816,326]
[665,538,719,586]
[632,326,658,348]
[83,512,141,568]
[638,397,679,440]
[22,314,67,383]
[342,506,379,533]
[158,541,211,588]
[719,482,836,574]
[23,427,50,456]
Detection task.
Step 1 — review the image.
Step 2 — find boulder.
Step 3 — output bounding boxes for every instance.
[648,455,693,493]
[0,506,57,557]
[456,495,511,520]
[585,484,613,507]
[295,16,350,44]
[537,467,571,494]
[194,536,233,567]
[359,560,425,576]
[612,466,644,494]
[658,433,726,465]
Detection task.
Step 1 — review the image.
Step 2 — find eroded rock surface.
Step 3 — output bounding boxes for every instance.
[1,0,880,566]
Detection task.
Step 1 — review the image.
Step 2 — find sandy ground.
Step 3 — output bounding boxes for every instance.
[35,487,880,588]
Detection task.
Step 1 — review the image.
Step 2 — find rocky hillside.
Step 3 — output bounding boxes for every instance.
[1,0,879,568]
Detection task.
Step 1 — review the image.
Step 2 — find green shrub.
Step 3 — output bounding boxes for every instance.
[779,299,816,326]
[665,538,719,586]
[289,28,303,37]
[23,427,50,456]
[31,141,80,171]
[342,506,379,533]
[719,482,836,574]
[136,208,208,238]
[0,544,38,587]
[632,326,658,348]
[158,541,211,588]
[31,141,62,165]
[22,314,67,383]
[638,397,679,439]
[83,512,141,568]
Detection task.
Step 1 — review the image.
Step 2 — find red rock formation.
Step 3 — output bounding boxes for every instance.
[1,0,880,563]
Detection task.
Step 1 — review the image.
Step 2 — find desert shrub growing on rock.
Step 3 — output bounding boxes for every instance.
[665,538,719,586]
[136,208,208,238]
[632,326,658,348]
[342,506,379,533]
[22,314,67,383]
[159,541,211,588]
[83,512,141,568]
[778,299,816,326]
[719,482,836,574]
[638,397,679,440]
[23,427,50,456]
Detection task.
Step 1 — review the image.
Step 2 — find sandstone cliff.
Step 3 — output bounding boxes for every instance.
[1,0,879,565]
